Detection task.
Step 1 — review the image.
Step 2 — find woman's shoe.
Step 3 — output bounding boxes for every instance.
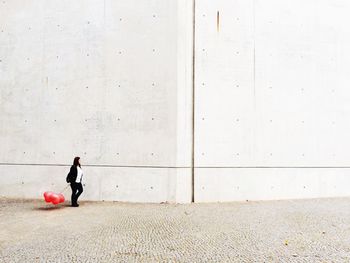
[72,204,79,207]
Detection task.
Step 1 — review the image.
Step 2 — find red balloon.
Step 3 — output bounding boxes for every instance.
[58,193,65,203]
[51,193,60,205]
[43,191,54,203]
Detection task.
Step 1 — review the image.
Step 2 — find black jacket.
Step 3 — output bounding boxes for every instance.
[66,165,78,183]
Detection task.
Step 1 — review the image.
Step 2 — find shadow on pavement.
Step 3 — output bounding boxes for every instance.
[33,204,71,211]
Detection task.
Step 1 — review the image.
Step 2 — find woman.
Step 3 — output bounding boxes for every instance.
[67,157,84,207]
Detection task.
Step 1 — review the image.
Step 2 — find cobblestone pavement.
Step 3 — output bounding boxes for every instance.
[1,198,350,262]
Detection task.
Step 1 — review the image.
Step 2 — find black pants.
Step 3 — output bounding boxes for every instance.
[70,182,83,205]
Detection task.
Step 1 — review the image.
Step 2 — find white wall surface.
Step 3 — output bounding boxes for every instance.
[194,0,350,201]
[2,0,350,203]
[0,0,193,203]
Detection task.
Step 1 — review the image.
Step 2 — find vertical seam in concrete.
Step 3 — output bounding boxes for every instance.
[191,0,196,203]
[253,0,256,109]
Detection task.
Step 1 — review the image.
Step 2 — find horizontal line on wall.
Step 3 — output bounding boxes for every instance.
[1,163,350,169]
[0,163,191,169]
[195,166,350,169]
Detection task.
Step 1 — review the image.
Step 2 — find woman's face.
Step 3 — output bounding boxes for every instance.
[78,159,81,165]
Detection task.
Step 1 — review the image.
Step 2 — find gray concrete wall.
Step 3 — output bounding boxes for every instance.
[194,0,350,201]
[2,0,350,203]
[0,0,193,203]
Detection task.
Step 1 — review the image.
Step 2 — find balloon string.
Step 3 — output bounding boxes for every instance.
[59,184,70,194]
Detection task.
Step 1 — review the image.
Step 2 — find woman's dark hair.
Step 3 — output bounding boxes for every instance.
[73,157,81,167]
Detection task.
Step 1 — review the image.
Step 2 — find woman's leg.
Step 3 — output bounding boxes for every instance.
[70,183,78,206]
[75,183,83,204]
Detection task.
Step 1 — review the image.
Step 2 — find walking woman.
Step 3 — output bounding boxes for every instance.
[66,157,84,207]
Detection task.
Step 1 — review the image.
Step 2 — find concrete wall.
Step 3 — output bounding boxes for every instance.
[2,0,350,203]
[194,0,350,201]
[0,0,193,203]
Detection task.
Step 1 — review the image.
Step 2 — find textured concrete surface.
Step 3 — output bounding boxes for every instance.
[1,198,350,262]
[194,0,350,202]
[0,0,193,203]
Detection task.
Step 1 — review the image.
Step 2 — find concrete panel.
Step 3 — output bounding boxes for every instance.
[194,0,350,201]
[195,168,350,202]
[0,0,178,166]
[195,0,350,167]
[0,0,193,203]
